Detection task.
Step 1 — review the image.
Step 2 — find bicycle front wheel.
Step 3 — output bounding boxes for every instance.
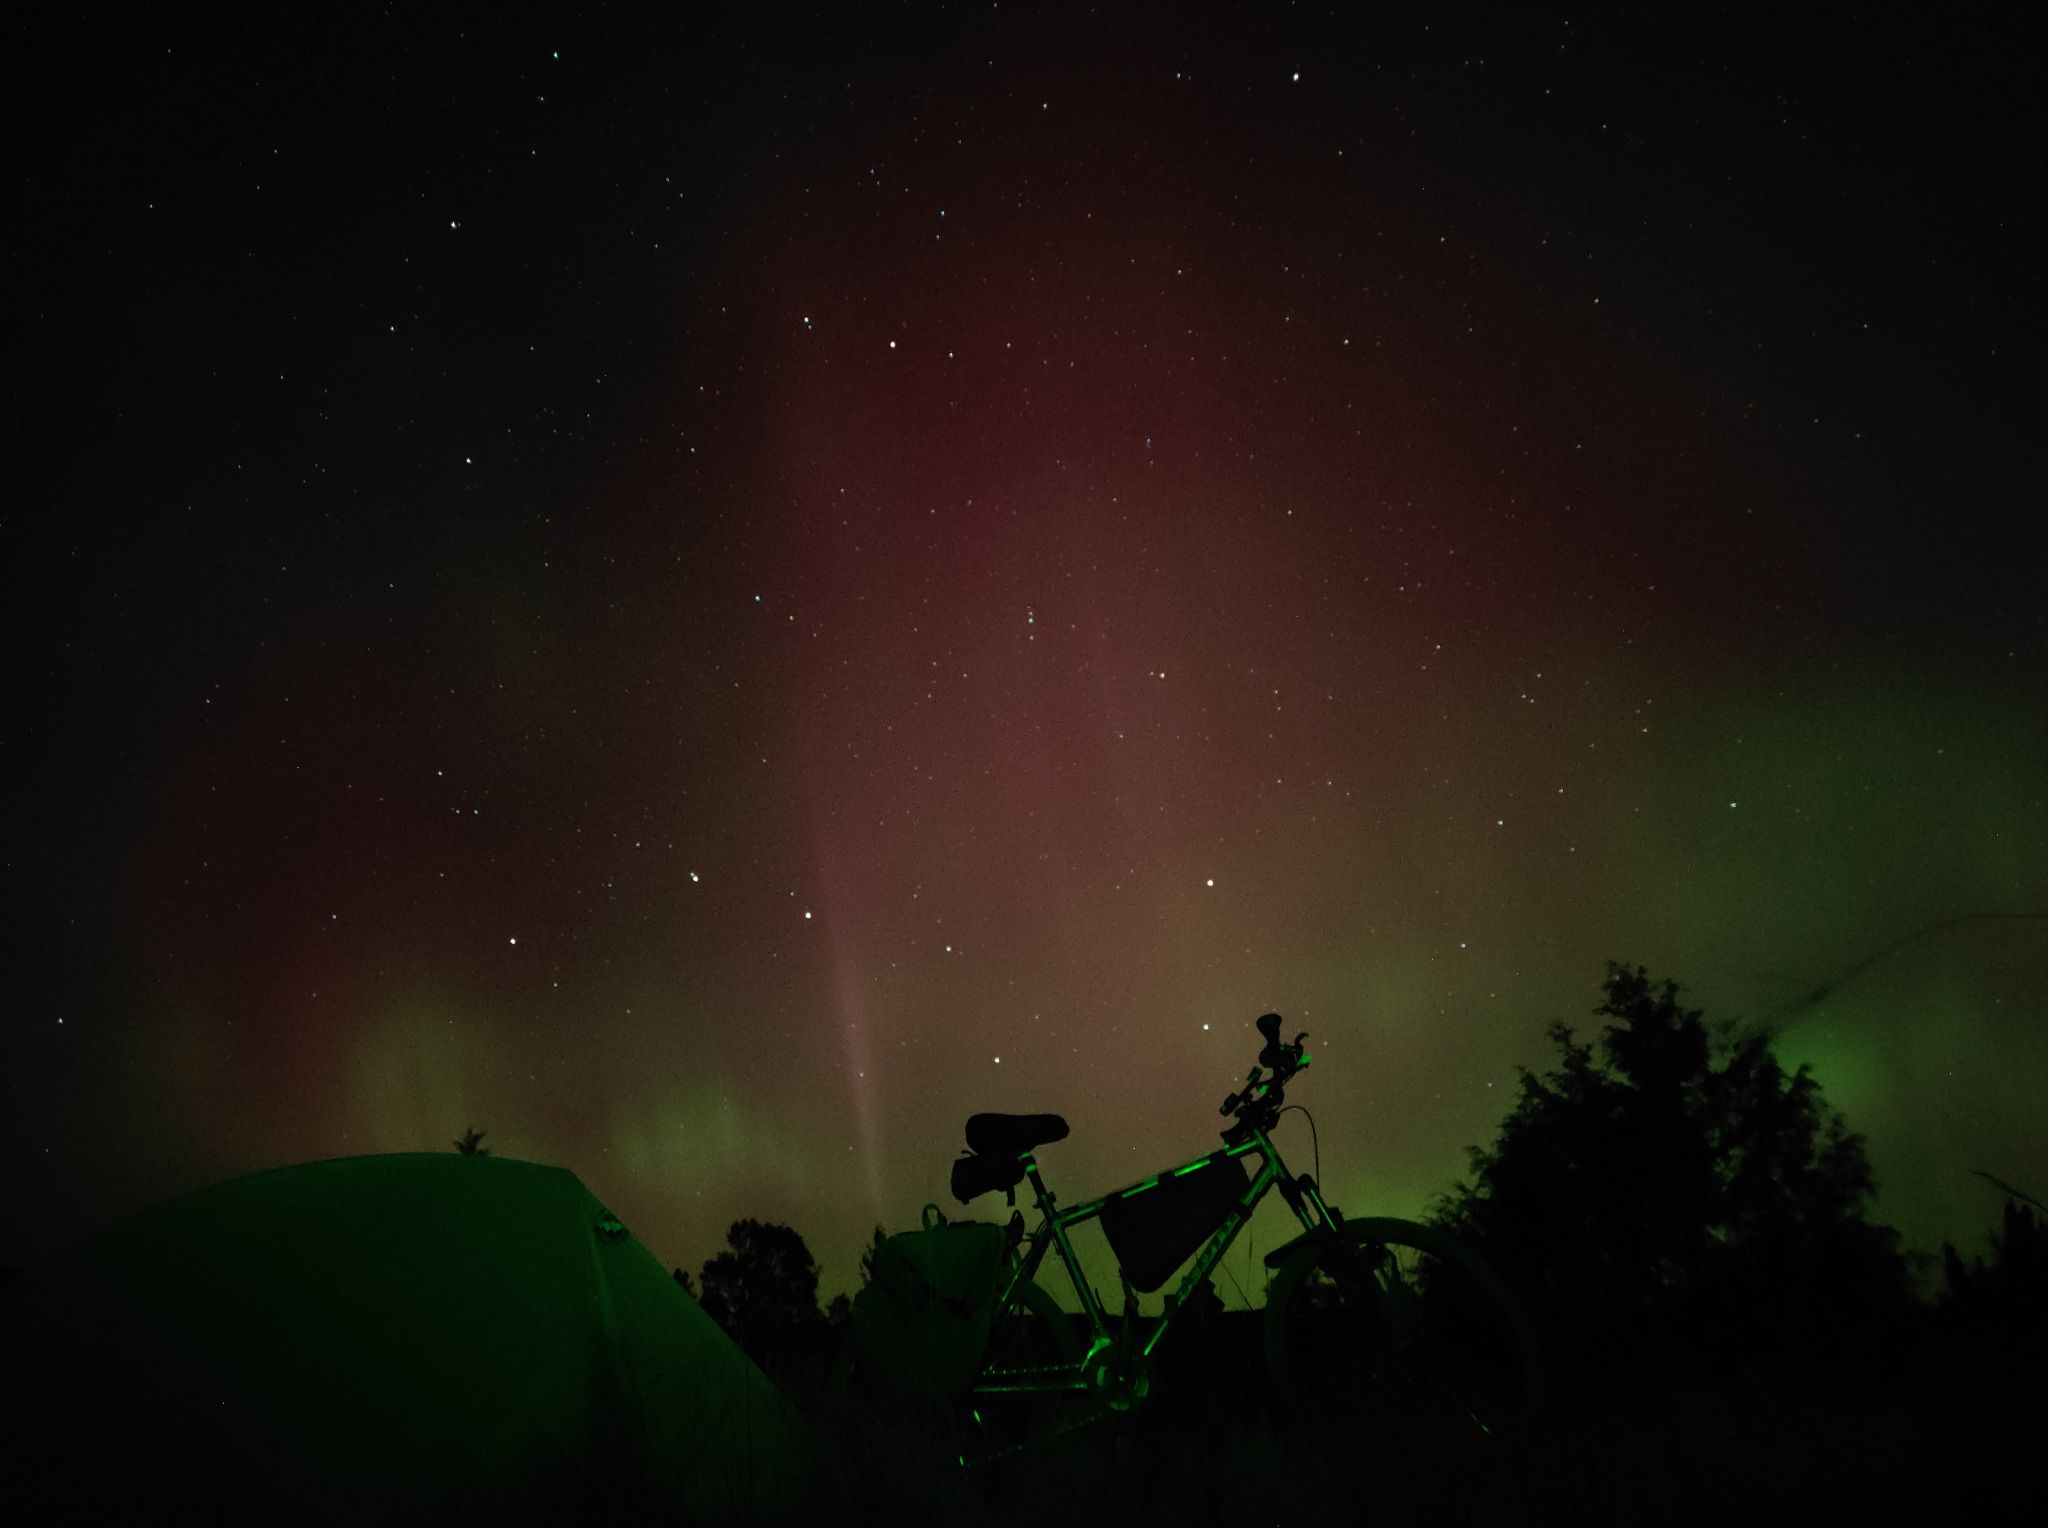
[1264,1217,1540,1441]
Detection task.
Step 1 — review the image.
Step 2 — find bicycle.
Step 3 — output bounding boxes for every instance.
[871,1013,1542,1467]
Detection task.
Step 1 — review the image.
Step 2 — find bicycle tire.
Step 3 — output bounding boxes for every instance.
[1264,1217,1541,1440]
[960,1274,1099,1467]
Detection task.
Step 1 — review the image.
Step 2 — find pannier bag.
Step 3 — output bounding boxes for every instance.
[851,1205,1006,1399]
[1100,1154,1252,1293]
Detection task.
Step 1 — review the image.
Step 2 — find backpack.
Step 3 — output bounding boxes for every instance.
[851,1205,1006,1400]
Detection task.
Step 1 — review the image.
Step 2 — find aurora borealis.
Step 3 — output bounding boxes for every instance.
[11,8,2043,1305]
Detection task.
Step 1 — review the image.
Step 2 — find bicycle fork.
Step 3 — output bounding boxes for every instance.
[1265,1169,1349,1265]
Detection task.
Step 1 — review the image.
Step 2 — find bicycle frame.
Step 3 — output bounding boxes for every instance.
[975,1122,1344,1394]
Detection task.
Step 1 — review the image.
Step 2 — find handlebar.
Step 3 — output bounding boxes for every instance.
[1255,1011,1309,1072]
[1220,1012,1310,1136]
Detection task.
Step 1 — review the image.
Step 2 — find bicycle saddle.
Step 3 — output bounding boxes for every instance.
[964,1112,1070,1156]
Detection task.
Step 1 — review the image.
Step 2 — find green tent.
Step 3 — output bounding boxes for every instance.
[2,1154,818,1522]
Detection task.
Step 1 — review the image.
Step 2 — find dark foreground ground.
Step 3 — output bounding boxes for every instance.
[787,1309,2042,1526]
[9,1304,2035,1523]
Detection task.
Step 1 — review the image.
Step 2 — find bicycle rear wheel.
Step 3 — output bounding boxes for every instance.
[960,1275,1102,1469]
[1264,1217,1540,1442]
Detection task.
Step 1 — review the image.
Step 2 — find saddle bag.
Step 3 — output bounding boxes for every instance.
[950,1151,1026,1204]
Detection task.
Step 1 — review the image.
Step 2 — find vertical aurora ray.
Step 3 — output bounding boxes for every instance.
[809,820,887,1218]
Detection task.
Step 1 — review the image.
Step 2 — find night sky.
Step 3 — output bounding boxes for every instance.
[12,8,2044,1304]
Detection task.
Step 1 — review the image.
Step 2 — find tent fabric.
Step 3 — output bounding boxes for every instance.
[1,1154,817,1523]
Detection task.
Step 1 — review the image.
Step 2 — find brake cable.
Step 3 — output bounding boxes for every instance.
[1275,1103,1322,1188]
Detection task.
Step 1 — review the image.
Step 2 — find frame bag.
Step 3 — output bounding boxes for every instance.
[1101,1155,1251,1293]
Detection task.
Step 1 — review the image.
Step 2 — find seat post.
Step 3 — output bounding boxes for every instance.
[1025,1152,1108,1337]
[1020,1152,1055,1209]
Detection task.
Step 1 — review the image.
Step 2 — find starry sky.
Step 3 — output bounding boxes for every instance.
[11,8,2044,1303]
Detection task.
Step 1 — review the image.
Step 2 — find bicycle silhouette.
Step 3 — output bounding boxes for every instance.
[855,1013,1542,1465]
